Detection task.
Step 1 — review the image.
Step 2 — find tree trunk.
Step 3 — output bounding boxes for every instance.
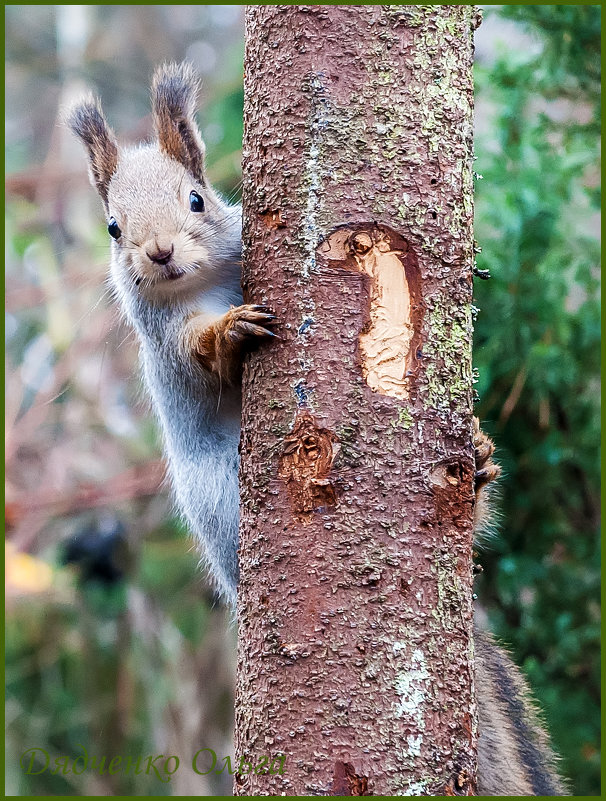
[236,5,479,796]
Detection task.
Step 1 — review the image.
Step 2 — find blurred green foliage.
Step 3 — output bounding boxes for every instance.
[473,6,600,795]
[5,5,600,797]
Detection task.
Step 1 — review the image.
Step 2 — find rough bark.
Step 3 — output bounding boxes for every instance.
[236,5,479,796]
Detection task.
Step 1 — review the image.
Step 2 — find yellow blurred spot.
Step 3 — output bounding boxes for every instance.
[5,543,53,594]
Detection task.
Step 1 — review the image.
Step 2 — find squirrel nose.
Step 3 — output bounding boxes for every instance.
[146,244,174,265]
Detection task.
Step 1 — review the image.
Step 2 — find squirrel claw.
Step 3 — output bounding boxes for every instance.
[475,464,501,491]
[230,320,277,341]
[232,304,276,326]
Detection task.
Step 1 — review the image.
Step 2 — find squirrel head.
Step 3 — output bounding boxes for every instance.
[66,62,240,304]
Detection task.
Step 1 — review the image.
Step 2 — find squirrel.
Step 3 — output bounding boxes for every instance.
[67,62,274,606]
[67,62,567,796]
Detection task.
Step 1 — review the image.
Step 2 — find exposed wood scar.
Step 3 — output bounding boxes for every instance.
[319,224,422,401]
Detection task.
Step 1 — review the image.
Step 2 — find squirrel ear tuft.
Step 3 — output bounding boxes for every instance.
[66,96,118,210]
[151,62,206,182]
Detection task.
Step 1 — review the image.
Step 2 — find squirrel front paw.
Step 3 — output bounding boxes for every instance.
[220,303,277,345]
[185,304,277,384]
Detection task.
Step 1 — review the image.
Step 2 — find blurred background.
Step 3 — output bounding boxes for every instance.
[5,5,600,796]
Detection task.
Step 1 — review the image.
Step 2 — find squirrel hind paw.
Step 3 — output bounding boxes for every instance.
[473,418,501,487]
[472,418,502,539]
[475,462,502,492]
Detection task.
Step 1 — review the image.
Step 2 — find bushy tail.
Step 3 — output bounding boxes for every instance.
[475,626,568,796]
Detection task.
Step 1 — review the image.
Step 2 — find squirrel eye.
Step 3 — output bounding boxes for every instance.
[189,190,205,213]
[107,218,122,240]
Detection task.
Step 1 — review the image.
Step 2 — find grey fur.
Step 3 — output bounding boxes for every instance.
[129,272,243,607]
[476,627,568,795]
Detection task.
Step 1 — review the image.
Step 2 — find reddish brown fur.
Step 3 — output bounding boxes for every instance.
[182,305,276,384]
[473,417,501,532]
[65,98,118,209]
[151,62,206,182]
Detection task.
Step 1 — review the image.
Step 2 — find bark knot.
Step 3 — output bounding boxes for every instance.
[279,411,340,522]
[428,457,474,531]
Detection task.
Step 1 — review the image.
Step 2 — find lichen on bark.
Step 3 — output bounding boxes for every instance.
[236,5,478,796]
